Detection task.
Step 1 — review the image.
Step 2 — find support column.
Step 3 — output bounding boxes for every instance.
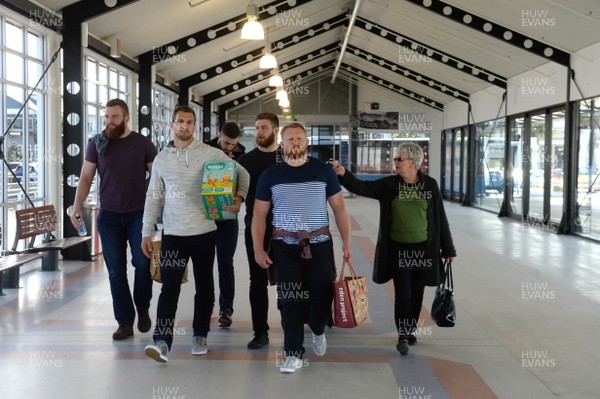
[60,11,90,261]
[138,54,153,137]
[218,107,226,129]
[202,100,212,142]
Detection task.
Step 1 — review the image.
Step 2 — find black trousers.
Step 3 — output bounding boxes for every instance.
[271,239,335,358]
[154,232,216,349]
[244,227,272,334]
[389,240,428,337]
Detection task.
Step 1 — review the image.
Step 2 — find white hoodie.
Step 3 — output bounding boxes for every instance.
[142,139,249,237]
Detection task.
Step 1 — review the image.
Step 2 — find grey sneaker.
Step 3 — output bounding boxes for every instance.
[191,336,208,355]
[312,332,327,356]
[145,340,169,363]
[279,356,303,373]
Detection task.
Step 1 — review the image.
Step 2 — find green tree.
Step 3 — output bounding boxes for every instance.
[7,141,23,162]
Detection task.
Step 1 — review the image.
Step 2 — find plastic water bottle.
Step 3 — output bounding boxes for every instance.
[75,214,87,236]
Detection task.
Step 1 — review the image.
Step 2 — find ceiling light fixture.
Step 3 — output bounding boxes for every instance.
[276,89,288,101]
[268,72,284,87]
[259,42,277,69]
[241,1,264,40]
[279,97,290,108]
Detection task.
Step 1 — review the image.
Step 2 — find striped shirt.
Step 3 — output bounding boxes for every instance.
[255,157,341,244]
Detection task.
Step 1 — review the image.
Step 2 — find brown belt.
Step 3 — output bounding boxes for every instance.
[271,226,331,259]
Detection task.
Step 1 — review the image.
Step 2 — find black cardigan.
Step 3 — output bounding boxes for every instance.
[339,170,456,286]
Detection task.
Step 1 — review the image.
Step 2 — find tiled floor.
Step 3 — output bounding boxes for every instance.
[1,196,598,399]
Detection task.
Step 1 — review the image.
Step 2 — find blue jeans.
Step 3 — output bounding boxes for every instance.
[97,209,152,326]
[154,232,216,349]
[215,219,238,313]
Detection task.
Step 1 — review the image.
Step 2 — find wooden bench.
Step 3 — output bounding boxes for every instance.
[11,205,92,272]
[0,225,44,296]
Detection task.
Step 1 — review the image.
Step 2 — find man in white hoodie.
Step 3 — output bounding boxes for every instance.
[141,105,249,363]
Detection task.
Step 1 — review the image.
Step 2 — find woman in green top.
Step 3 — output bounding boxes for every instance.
[330,142,456,356]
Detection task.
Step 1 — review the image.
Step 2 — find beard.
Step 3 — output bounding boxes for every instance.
[256,131,275,148]
[175,130,193,143]
[105,121,126,139]
[284,145,307,161]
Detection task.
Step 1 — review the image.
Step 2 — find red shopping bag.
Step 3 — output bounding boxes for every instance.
[333,259,368,328]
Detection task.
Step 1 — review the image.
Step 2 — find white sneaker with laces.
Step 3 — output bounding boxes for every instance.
[312,332,327,356]
[191,336,208,355]
[145,340,169,363]
[280,356,303,373]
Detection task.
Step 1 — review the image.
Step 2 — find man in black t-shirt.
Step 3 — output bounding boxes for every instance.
[70,99,157,340]
[205,121,246,327]
[238,112,280,349]
[205,121,246,161]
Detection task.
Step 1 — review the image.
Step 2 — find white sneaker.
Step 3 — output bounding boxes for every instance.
[145,340,169,363]
[312,332,327,356]
[280,356,303,373]
[191,336,208,355]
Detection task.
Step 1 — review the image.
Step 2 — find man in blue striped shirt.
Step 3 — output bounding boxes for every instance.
[252,123,352,373]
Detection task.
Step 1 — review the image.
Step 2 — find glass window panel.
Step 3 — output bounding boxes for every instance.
[529,114,546,219]
[27,60,43,87]
[509,117,525,215]
[6,85,24,132]
[87,105,98,138]
[444,131,452,193]
[27,31,43,59]
[474,119,505,211]
[99,86,108,106]
[86,58,97,81]
[462,130,469,199]
[575,97,600,238]
[453,130,462,196]
[550,111,565,223]
[98,64,108,84]
[119,73,128,91]
[6,21,23,52]
[6,53,24,84]
[109,69,118,88]
[86,81,97,102]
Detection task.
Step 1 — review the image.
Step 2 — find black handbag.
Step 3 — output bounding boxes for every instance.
[431,261,456,327]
